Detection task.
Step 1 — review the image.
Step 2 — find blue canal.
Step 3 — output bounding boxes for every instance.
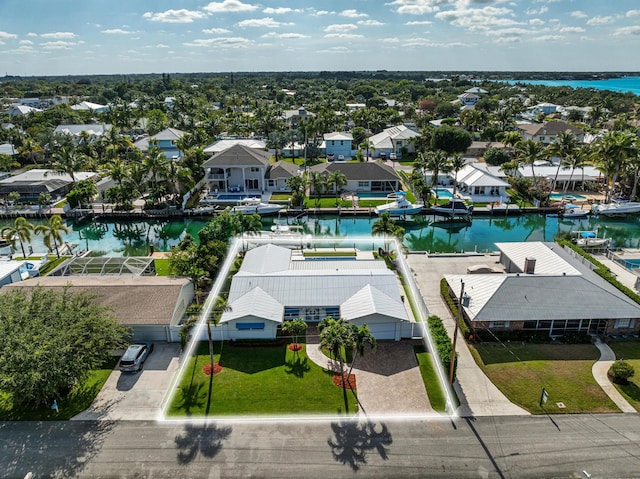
[3,213,640,256]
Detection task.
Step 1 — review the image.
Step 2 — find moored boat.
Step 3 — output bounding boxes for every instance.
[572,230,610,247]
[592,200,640,216]
[559,205,589,219]
[431,199,474,218]
[230,197,284,215]
[374,191,423,216]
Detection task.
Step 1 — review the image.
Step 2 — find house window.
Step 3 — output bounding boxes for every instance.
[236,322,265,330]
[284,308,300,320]
[340,140,344,146]
[489,321,510,328]
[614,319,635,329]
[245,179,259,190]
[250,167,260,173]
[267,179,276,187]
[358,181,369,188]
[539,136,545,142]
[324,307,340,319]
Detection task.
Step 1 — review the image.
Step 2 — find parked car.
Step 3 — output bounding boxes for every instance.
[327,153,335,161]
[337,154,345,161]
[119,342,154,372]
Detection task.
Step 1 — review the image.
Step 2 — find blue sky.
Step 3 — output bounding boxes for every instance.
[1,0,639,75]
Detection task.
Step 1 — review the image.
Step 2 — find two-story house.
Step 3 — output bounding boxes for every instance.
[202,144,271,194]
[324,132,353,160]
[517,121,585,146]
[133,127,185,159]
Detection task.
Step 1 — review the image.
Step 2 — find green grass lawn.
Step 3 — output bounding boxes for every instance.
[154,258,171,276]
[470,342,618,414]
[606,340,640,412]
[167,341,357,417]
[0,357,118,420]
[414,345,447,412]
[35,256,70,276]
[270,193,291,201]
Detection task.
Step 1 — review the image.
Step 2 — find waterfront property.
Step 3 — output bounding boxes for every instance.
[444,242,640,338]
[210,244,412,341]
[0,169,99,201]
[202,144,272,194]
[309,161,401,193]
[443,163,511,202]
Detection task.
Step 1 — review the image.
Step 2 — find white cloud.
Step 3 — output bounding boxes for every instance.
[261,32,310,39]
[0,31,18,40]
[156,44,170,48]
[570,11,588,19]
[314,10,334,16]
[529,19,544,26]
[340,9,368,18]
[405,20,433,25]
[383,37,400,43]
[525,6,548,15]
[183,37,252,47]
[41,40,79,50]
[386,0,450,15]
[531,34,564,41]
[613,25,640,36]
[40,32,77,39]
[435,6,520,31]
[586,16,614,26]
[626,10,640,17]
[494,36,521,44]
[27,32,37,37]
[143,9,206,23]
[317,46,350,53]
[358,20,384,26]
[101,29,132,34]
[404,37,467,47]
[19,39,33,45]
[486,27,531,37]
[324,33,364,39]
[324,24,358,33]
[202,28,231,34]
[237,17,293,28]
[263,7,302,14]
[559,26,585,33]
[203,0,258,13]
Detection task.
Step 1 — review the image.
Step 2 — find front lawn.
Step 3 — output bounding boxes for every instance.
[154,258,171,276]
[167,341,357,416]
[0,356,118,420]
[414,345,447,412]
[607,340,640,412]
[470,342,618,414]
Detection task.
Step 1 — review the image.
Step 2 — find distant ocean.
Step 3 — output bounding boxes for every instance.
[501,76,640,95]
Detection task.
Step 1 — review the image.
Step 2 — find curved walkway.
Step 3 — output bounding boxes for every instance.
[592,338,636,413]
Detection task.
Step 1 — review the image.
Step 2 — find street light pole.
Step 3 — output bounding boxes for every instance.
[449,280,465,385]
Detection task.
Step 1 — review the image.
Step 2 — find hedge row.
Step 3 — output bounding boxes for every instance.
[427,315,457,378]
[439,278,472,339]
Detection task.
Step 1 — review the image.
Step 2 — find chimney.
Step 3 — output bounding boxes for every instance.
[461,293,471,307]
[524,257,536,274]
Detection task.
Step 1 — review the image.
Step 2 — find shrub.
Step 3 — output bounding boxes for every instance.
[439,279,472,339]
[609,360,635,384]
[427,315,457,378]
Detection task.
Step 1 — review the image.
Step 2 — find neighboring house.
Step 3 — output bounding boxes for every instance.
[445,163,511,201]
[517,121,585,145]
[457,92,480,107]
[309,162,401,193]
[466,141,507,158]
[445,242,640,337]
[210,244,411,341]
[324,132,353,159]
[266,161,300,192]
[0,169,98,201]
[4,275,194,342]
[0,143,17,156]
[368,125,420,159]
[133,127,185,159]
[464,87,488,95]
[515,165,602,190]
[203,138,266,155]
[6,105,42,116]
[0,260,35,286]
[70,101,109,113]
[53,124,112,142]
[282,107,315,128]
[202,144,271,194]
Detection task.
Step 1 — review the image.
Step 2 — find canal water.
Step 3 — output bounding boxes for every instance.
[3,213,640,257]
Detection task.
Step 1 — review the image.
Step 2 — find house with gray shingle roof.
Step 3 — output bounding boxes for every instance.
[211,244,411,341]
[133,127,185,159]
[266,161,300,192]
[309,161,401,194]
[202,144,271,194]
[445,242,640,338]
[516,121,585,145]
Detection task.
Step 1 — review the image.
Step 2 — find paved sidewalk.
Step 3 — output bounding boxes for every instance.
[592,338,636,413]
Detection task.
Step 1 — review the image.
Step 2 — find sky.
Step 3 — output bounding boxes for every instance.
[0,0,639,76]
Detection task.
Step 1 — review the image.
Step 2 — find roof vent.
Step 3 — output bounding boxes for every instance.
[524,257,536,274]
[461,293,471,307]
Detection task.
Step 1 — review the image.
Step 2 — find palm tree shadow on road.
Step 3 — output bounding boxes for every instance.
[327,420,392,471]
[174,422,233,464]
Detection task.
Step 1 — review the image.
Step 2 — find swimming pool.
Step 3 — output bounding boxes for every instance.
[549,193,587,201]
[615,258,640,270]
[216,194,250,200]
[433,188,453,199]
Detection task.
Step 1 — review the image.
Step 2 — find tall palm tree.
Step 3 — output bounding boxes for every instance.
[143,147,169,204]
[1,216,34,258]
[346,324,376,377]
[308,170,326,208]
[547,131,578,192]
[450,153,466,196]
[514,140,545,196]
[425,150,452,197]
[327,170,348,206]
[18,137,44,165]
[562,146,590,195]
[359,139,376,161]
[593,131,637,201]
[164,160,195,206]
[49,146,89,185]
[318,317,355,399]
[372,212,405,252]
[35,214,69,258]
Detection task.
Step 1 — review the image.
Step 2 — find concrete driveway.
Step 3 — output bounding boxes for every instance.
[72,343,181,421]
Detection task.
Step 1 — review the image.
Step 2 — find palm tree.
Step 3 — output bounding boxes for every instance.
[143,147,169,204]
[547,132,578,192]
[359,139,376,161]
[318,317,356,400]
[281,317,308,355]
[450,153,466,196]
[425,150,452,197]
[327,170,347,207]
[286,174,307,208]
[34,214,69,258]
[49,146,89,185]
[593,131,637,201]
[562,146,590,195]
[18,137,44,165]
[514,140,545,197]
[1,216,34,258]
[308,170,326,208]
[164,160,195,206]
[372,212,405,252]
[346,324,376,377]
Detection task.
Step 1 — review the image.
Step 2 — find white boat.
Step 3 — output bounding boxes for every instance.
[431,199,474,217]
[230,197,284,215]
[559,205,589,219]
[374,192,423,216]
[572,230,610,247]
[592,200,640,216]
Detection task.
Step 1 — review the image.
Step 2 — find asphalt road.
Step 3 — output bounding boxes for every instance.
[3,414,640,478]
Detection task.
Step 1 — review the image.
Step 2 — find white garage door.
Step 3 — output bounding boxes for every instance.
[131,325,168,342]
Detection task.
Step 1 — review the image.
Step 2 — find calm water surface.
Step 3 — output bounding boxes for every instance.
[501,76,640,95]
[3,213,640,256]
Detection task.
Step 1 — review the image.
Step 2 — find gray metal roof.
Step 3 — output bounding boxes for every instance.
[221,286,283,324]
[240,244,291,273]
[496,242,581,276]
[341,284,408,322]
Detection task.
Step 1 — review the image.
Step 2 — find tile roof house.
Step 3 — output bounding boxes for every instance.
[202,144,271,194]
[444,242,640,338]
[368,125,420,159]
[3,276,194,342]
[309,162,401,193]
[6,105,42,116]
[444,163,511,201]
[211,244,411,341]
[70,101,109,113]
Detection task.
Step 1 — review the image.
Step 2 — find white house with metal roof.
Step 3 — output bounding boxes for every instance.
[211,244,411,341]
[444,242,640,337]
[368,125,420,159]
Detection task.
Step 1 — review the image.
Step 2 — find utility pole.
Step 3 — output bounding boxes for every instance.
[449,280,464,385]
